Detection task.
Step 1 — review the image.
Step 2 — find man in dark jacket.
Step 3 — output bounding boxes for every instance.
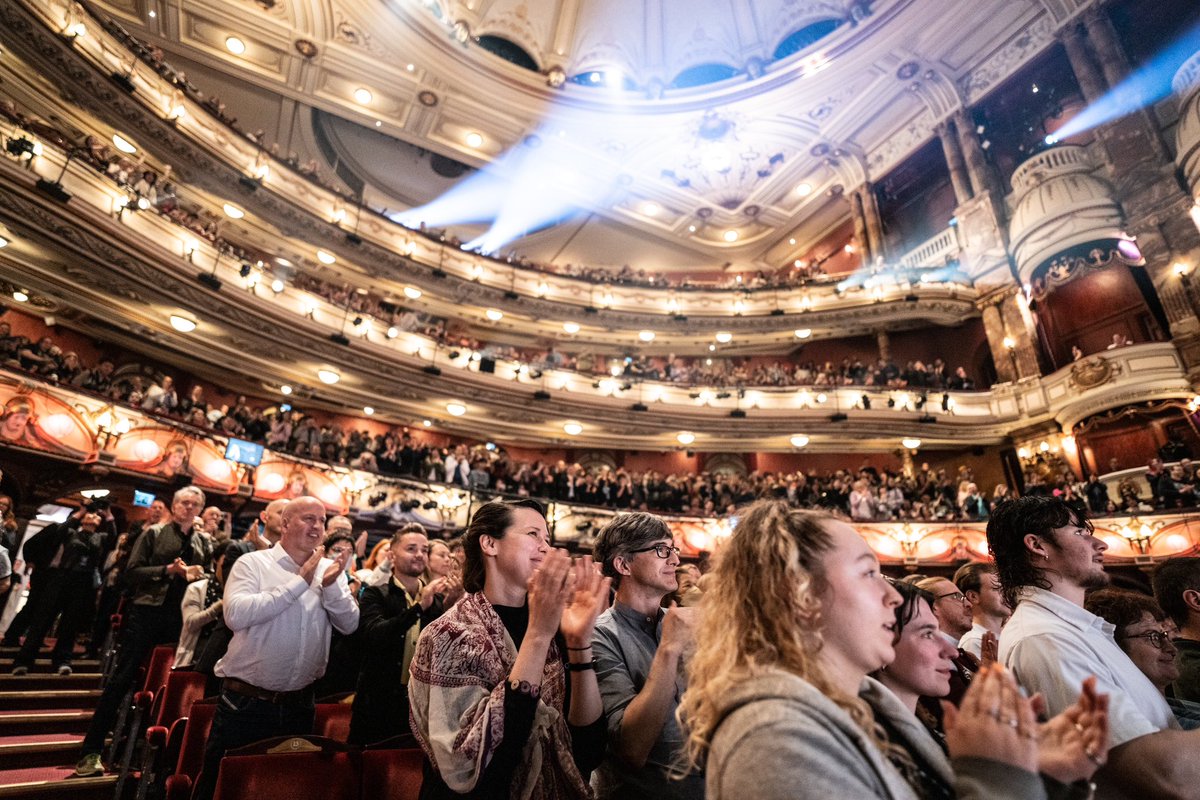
[11,507,112,675]
[76,486,212,777]
[348,525,458,745]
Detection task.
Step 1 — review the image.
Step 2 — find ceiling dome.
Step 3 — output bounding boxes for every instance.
[429,0,856,95]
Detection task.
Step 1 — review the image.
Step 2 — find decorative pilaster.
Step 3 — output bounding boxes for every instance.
[876,329,891,362]
[849,189,869,264]
[937,120,973,206]
[1058,23,1107,104]
[998,292,1042,380]
[981,301,1017,383]
[862,183,886,262]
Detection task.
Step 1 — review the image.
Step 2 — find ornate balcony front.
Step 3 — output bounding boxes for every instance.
[1007,144,1127,286]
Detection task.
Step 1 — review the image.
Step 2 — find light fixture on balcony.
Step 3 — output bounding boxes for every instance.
[386,326,399,339]
[465,131,484,148]
[271,279,284,293]
[676,432,695,445]
[169,314,197,332]
[223,203,245,219]
[795,183,813,196]
[638,330,655,342]
[363,406,375,415]
[0,236,7,248]
[1002,336,1016,350]
[354,88,373,104]
[485,309,503,321]
[563,321,580,334]
[715,332,733,344]
[225,36,246,55]
[316,250,336,265]
[280,385,292,395]
[12,290,28,302]
[1118,517,1158,555]
[563,422,583,436]
[404,286,422,300]
[901,437,922,450]
[790,434,810,448]
[111,134,137,154]
[723,230,739,243]
[446,402,466,416]
[795,329,812,339]
[1175,262,1190,277]
[317,368,340,385]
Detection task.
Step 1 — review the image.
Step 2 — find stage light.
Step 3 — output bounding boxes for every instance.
[446,402,466,416]
[225,36,246,55]
[723,230,739,242]
[790,435,810,448]
[715,331,733,344]
[676,432,695,445]
[280,385,292,395]
[485,308,503,321]
[316,250,336,265]
[363,406,375,415]
[11,291,28,302]
[902,438,921,450]
[404,286,422,299]
[169,314,197,332]
[795,329,812,339]
[317,369,340,385]
[563,422,583,436]
[223,203,244,219]
[638,330,655,342]
[465,132,484,148]
[563,322,580,333]
[111,134,137,154]
[354,88,373,104]
[422,419,432,427]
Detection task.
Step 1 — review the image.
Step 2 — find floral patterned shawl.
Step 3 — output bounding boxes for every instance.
[408,591,592,800]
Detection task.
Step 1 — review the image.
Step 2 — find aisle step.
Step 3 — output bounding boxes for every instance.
[0,674,101,691]
[0,739,82,770]
[0,712,92,736]
[0,691,100,710]
[0,773,116,799]
[0,659,101,674]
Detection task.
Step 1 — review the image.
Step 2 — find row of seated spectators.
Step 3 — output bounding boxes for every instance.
[88,14,969,293]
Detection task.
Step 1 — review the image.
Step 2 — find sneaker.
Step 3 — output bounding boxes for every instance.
[10,665,28,676]
[56,664,73,676]
[74,753,104,778]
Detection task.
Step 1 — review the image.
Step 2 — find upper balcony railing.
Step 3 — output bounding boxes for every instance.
[2,0,977,324]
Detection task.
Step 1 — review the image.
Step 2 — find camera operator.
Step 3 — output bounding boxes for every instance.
[10,499,116,675]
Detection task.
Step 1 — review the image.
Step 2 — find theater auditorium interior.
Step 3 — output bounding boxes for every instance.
[1,0,1200,797]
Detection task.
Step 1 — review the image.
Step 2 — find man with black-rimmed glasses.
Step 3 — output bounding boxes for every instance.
[591,513,702,800]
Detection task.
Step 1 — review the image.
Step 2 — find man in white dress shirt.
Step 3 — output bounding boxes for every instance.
[953,561,1008,660]
[193,496,358,800]
[989,495,1200,799]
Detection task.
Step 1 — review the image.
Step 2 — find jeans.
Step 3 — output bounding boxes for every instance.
[192,688,315,800]
[80,603,182,753]
[14,570,95,667]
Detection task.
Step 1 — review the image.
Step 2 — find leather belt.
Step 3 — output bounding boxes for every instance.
[222,677,315,705]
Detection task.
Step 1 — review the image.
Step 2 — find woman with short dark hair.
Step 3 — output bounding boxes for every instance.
[410,499,611,799]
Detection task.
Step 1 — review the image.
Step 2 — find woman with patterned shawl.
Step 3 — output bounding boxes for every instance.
[409,498,611,799]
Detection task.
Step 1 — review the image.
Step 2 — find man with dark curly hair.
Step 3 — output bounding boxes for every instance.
[987,495,1200,798]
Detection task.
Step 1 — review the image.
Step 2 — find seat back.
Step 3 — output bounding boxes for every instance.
[141,645,176,694]
[212,737,359,800]
[155,671,208,728]
[314,703,353,743]
[173,700,217,781]
[360,748,424,800]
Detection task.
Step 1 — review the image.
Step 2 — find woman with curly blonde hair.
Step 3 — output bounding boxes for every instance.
[678,500,1108,800]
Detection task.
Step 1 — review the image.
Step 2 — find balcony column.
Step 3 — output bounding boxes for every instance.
[1057,23,1107,104]
[849,188,870,262]
[998,292,1042,380]
[876,329,891,362]
[861,183,887,262]
[981,301,1017,383]
[954,110,1006,223]
[937,120,973,206]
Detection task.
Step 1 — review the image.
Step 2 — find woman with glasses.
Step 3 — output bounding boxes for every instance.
[409,498,611,799]
[1085,588,1200,729]
[679,499,1110,800]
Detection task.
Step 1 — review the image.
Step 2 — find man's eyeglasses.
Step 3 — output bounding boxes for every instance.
[630,543,681,560]
[935,590,968,604]
[1124,630,1175,650]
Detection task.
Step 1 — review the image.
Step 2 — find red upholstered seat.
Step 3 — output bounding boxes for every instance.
[360,748,424,800]
[163,701,217,800]
[211,736,359,800]
[314,703,353,743]
[155,671,207,728]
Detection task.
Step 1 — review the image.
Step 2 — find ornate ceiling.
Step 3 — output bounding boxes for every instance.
[89,0,1091,271]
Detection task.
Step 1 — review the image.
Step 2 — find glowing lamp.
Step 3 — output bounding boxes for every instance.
[12,291,28,302]
[316,250,336,265]
[319,484,343,505]
[169,314,197,333]
[795,329,812,339]
[485,309,503,322]
[111,134,137,154]
[446,402,466,417]
[133,439,162,462]
[715,332,733,344]
[203,460,233,481]
[223,204,245,219]
[42,413,74,438]
[790,435,810,448]
[225,36,246,55]
[260,473,286,494]
[404,286,422,300]
[638,330,655,342]
[901,438,921,450]
[354,88,373,104]
[563,322,580,334]
[317,369,340,385]
[677,432,695,446]
[563,422,583,436]
[1166,534,1190,552]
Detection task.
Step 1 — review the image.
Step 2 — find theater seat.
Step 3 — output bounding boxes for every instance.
[314,702,353,742]
[360,747,424,800]
[163,701,217,800]
[211,736,359,800]
[135,673,209,800]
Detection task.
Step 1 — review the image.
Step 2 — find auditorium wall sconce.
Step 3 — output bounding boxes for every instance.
[92,407,132,451]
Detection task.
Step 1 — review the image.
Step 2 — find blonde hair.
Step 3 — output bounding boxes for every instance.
[678,500,893,770]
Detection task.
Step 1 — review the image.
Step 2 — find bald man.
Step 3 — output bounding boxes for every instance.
[247,498,289,550]
[194,497,358,800]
